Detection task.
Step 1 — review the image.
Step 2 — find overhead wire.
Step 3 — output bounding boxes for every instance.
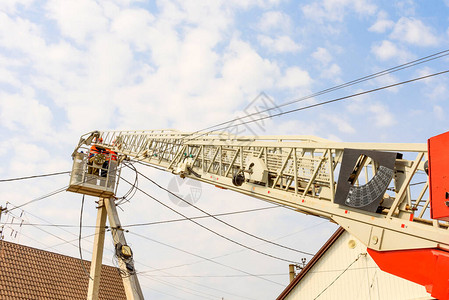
[0,171,71,183]
[313,253,367,299]
[181,49,449,140]
[131,163,314,256]
[184,68,449,141]
[140,49,449,154]
[134,258,257,300]
[119,175,300,264]
[78,195,93,280]
[128,231,285,286]
[140,275,217,300]
[4,206,279,228]
[6,48,445,297]
[139,220,329,275]
[4,186,68,213]
[3,203,114,261]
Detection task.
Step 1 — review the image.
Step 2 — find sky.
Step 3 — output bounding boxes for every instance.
[0,0,448,299]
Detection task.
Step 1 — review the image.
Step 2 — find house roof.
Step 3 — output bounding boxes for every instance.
[276,227,345,300]
[0,240,127,300]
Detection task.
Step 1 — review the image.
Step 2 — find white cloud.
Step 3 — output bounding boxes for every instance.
[111,8,155,51]
[369,11,394,33]
[368,103,396,128]
[326,114,356,134]
[0,91,53,137]
[322,63,342,79]
[390,17,439,47]
[45,0,109,44]
[371,40,413,62]
[0,0,34,14]
[228,0,283,9]
[415,67,448,100]
[395,0,416,16]
[222,39,280,95]
[302,0,377,23]
[312,47,332,66]
[278,66,312,89]
[257,11,292,32]
[312,47,341,81]
[373,73,400,93]
[0,12,46,55]
[257,35,301,53]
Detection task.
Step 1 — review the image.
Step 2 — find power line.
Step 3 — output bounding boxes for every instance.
[133,164,314,256]
[128,231,285,286]
[78,195,93,280]
[4,186,68,213]
[313,253,367,299]
[123,205,279,227]
[140,275,217,300]
[0,171,71,183]
[120,176,300,264]
[143,220,328,274]
[187,69,449,140]
[141,273,286,278]
[4,206,279,228]
[134,259,257,300]
[183,49,449,139]
[136,49,449,155]
[4,209,84,250]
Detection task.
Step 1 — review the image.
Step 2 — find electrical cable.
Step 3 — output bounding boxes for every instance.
[313,253,366,299]
[142,220,328,274]
[184,69,449,142]
[140,275,217,300]
[78,195,93,280]
[131,163,314,256]
[141,273,286,278]
[179,49,449,140]
[133,257,258,300]
[140,49,449,158]
[4,206,278,228]
[133,159,319,216]
[4,186,68,213]
[5,209,86,251]
[119,176,300,264]
[128,231,285,286]
[0,171,71,182]
[183,51,449,142]
[123,205,279,228]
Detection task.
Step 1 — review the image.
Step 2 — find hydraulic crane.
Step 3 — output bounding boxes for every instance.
[68,129,449,300]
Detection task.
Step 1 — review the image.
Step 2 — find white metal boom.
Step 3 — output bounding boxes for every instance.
[70,129,449,300]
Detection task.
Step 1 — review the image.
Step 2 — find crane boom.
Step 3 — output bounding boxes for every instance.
[69,129,449,299]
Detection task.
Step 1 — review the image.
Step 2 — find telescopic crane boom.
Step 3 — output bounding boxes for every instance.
[69,129,449,300]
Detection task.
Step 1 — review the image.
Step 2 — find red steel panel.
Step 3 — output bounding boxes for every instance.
[428,131,449,221]
[368,248,449,300]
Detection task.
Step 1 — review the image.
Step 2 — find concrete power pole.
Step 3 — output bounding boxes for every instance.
[87,198,144,300]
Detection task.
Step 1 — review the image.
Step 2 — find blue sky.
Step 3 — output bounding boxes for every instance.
[0,0,448,299]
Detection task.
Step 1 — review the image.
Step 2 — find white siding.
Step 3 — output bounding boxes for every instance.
[285,231,432,300]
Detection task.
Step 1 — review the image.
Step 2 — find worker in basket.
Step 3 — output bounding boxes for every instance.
[87,137,118,177]
[87,144,107,176]
[101,148,118,177]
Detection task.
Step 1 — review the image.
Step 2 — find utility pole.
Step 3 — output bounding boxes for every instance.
[87,199,107,300]
[87,198,144,300]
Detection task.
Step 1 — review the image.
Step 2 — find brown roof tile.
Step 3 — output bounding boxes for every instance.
[0,240,127,300]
